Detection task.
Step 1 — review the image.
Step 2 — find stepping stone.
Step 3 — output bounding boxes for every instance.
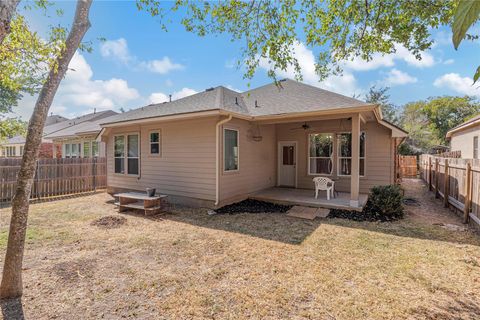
[287,206,330,220]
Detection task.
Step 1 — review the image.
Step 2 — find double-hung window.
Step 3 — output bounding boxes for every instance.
[19,146,24,156]
[150,131,160,155]
[114,134,139,175]
[92,141,99,157]
[308,133,333,175]
[224,128,239,171]
[65,144,71,158]
[474,136,479,159]
[338,132,366,176]
[83,141,91,158]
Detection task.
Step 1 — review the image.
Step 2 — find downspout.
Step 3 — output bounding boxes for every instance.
[215,114,232,206]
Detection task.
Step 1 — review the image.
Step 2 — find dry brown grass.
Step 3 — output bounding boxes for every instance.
[1,180,480,319]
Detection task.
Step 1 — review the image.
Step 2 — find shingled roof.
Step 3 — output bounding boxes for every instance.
[101,79,370,125]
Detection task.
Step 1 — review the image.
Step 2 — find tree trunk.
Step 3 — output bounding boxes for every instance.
[0,0,20,45]
[0,0,92,299]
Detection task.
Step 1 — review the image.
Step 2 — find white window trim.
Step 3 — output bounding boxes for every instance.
[337,131,366,177]
[223,127,239,173]
[114,133,140,177]
[474,136,479,159]
[307,133,334,176]
[149,130,161,156]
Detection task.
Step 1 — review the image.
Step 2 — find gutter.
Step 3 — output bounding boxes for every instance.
[215,114,232,206]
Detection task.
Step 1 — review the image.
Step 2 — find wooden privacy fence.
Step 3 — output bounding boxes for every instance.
[399,155,418,178]
[419,154,480,227]
[0,157,106,204]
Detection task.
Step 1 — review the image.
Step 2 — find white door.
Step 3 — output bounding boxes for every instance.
[278,142,296,187]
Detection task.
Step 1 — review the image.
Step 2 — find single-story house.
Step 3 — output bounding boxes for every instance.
[446,114,480,159]
[44,110,117,158]
[98,79,407,210]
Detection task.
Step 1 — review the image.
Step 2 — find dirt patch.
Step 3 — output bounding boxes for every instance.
[215,199,292,214]
[52,258,96,282]
[91,215,127,229]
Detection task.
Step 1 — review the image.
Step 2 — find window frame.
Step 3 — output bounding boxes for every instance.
[223,127,239,173]
[19,146,24,156]
[83,141,91,158]
[307,133,334,176]
[474,136,479,159]
[92,141,99,158]
[113,133,140,176]
[337,131,366,177]
[149,130,161,156]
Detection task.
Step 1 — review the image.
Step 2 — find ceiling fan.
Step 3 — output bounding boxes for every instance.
[290,122,311,131]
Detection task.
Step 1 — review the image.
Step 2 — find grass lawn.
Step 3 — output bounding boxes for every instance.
[1,180,480,319]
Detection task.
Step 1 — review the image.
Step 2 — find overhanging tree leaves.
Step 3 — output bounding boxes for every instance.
[0,0,92,299]
[137,0,453,82]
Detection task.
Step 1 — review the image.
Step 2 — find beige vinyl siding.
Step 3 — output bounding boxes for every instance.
[106,117,217,201]
[450,125,480,159]
[218,118,276,205]
[276,119,394,194]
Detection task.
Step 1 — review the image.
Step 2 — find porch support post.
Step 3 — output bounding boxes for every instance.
[350,113,360,207]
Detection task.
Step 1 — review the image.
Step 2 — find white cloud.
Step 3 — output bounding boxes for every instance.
[100,38,184,74]
[258,41,360,96]
[433,73,480,96]
[343,44,435,71]
[100,38,130,63]
[384,68,418,86]
[148,87,198,104]
[443,59,454,65]
[140,57,184,74]
[15,52,142,119]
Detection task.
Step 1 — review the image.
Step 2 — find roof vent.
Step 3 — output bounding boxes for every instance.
[255,100,259,108]
[279,79,287,82]
[169,94,172,102]
[235,97,238,105]
[205,87,215,92]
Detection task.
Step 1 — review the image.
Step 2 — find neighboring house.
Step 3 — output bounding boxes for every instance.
[98,79,407,209]
[446,114,480,159]
[44,110,118,158]
[0,114,70,158]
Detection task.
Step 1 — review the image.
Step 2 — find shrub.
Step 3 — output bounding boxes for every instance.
[328,184,404,222]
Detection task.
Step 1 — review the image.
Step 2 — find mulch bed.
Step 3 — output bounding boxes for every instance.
[215,199,292,214]
[91,216,127,229]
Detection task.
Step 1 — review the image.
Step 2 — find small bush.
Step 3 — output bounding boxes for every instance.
[328,184,404,222]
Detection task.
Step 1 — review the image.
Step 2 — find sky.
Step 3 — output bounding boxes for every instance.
[12,0,480,120]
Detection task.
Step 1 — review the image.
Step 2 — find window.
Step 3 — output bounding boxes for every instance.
[1,147,5,157]
[114,136,125,174]
[71,143,79,158]
[150,131,160,155]
[474,136,479,159]
[308,133,333,175]
[19,146,24,156]
[6,146,16,157]
[338,132,365,176]
[83,141,91,158]
[127,134,139,175]
[92,141,99,157]
[65,144,71,158]
[224,128,239,171]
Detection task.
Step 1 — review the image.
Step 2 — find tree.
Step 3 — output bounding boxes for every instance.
[0,0,20,44]
[422,96,480,144]
[400,101,440,153]
[137,0,453,82]
[364,86,399,124]
[0,0,92,299]
[0,117,27,142]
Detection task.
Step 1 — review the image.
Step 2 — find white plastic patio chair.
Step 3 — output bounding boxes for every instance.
[313,177,335,200]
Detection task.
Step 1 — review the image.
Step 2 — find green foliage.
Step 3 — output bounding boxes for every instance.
[365,185,404,221]
[452,0,480,83]
[0,117,27,142]
[364,86,399,124]
[136,0,453,82]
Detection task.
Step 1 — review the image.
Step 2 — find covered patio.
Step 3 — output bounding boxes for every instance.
[250,187,369,211]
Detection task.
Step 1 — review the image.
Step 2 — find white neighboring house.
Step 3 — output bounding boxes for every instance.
[0,135,26,157]
[446,114,480,159]
[43,110,118,158]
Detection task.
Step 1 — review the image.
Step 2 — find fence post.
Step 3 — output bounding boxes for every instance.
[34,160,39,200]
[463,162,472,224]
[434,158,440,198]
[443,159,449,208]
[93,157,96,192]
[428,156,432,191]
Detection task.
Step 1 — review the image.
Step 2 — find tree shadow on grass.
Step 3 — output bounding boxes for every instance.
[1,298,24,320]
[410,295,480,320]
